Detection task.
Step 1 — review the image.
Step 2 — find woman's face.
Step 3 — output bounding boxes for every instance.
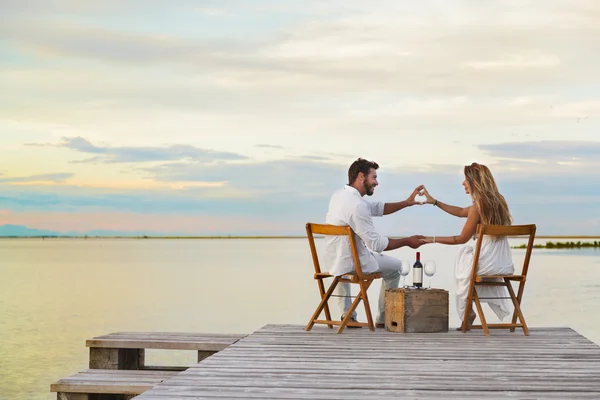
[462,177,471,195]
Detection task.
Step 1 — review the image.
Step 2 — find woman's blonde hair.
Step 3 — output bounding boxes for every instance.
[464,162,512,226]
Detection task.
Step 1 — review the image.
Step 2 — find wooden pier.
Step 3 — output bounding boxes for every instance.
[133,324,600,400]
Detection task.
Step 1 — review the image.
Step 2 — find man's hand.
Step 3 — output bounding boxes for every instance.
[385,235,428,250]
[406,235,427,249]
[383,185,426,215]
[406,184,426,206]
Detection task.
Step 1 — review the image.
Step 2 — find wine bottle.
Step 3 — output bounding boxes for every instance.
[413,251,423,288]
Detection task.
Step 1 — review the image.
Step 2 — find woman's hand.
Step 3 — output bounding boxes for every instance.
[420,186,436,205]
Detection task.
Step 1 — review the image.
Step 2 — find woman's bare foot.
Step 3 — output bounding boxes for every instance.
[456,311,477,331]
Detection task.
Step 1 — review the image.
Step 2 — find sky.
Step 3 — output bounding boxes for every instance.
[1,0,599,236]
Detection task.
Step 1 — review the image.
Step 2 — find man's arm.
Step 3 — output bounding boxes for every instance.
[383,201,411,215]
[350,203,390,253]
[351,203,426,252]
[382,184,425,215]
[385,236,426,250]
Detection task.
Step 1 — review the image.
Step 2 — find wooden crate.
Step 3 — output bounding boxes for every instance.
[384,288,449,333]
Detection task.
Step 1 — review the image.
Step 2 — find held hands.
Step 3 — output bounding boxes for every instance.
[406,235,428,249]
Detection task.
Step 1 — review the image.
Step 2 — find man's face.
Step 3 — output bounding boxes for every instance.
[363,168,378,196]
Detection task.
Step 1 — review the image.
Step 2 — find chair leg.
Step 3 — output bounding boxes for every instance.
[323,302,333,330]
[507,279,518,332]
[338,289,364,334]
[359,280,375,331]
[462,286,476,333]
[472,290,489,336]
[305,277,340,331]
[505,280,529,336]
[317,278,333,329]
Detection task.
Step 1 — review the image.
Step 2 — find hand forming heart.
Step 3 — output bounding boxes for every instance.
[407,185,426,205]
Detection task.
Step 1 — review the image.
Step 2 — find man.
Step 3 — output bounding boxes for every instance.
[323,157,426,328]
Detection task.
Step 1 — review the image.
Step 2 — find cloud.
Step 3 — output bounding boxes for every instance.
[1,158,599,235]
[24,141,55,147]
[286,155,332,161]
[1,0,172,14]
[2,1,600,143]
[2,1,599,96]
[479,140,600,161]
[463,55,561,70]
[0,210,292,235]
[476,141,600,178]
[2,1,600,236]
[144,159,347,197]
[0,20,211,66]
[63,137,106,154]
[36,136,248,163]
[0,173,73,183]
[255,144,284,149]
[142,156,600,206]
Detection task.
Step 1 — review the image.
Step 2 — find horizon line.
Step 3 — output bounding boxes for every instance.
[1,235,599,239]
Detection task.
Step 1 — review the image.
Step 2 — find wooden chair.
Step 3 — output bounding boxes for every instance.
[462,224,536,336]
[305,223,382,333]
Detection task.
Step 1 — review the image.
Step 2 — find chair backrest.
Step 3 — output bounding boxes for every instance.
[472,224,537,280]
[305,223,365,279]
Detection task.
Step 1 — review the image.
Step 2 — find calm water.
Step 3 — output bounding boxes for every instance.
[1,238,599,399]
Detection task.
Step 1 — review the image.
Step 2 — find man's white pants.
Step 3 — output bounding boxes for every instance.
[336,252,401,324]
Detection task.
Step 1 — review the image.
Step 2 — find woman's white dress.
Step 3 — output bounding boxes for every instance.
[455,235,515,321]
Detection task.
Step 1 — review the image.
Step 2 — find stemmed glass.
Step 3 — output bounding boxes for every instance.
[400,260,410,287]
[424,260,436,289]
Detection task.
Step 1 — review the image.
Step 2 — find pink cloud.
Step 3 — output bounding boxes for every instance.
[0,209,11,226]
[1,210,291,234]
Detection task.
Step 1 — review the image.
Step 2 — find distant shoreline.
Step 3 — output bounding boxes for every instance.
[513,240,600,249]
[1,235,600,240]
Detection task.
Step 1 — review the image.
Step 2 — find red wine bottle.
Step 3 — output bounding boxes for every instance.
[413,251,423,288]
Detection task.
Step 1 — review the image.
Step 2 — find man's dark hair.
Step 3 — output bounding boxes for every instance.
[348,157,379,185]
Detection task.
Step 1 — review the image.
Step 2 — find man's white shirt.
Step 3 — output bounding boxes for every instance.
[323,185,389,276]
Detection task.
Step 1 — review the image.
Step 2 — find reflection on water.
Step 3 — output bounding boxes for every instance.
[1,238,599,399]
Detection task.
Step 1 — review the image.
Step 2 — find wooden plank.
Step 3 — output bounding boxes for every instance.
[132,324,600,399]
[481,224,535,236]
[51,369,178,395]
[130,389,600,400]
[86,332,246,351]
[306,223,351,236]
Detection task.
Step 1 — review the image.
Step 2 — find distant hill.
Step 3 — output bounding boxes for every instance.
[0,224,160,237]
[0,224,61,237]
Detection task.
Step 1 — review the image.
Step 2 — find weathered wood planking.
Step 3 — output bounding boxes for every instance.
[86,332,247,351]
[50,369,179,396]
[134,324,600,399]
[87,331,248,369]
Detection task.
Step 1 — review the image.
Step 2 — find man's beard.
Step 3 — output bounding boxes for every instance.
[364,181,375,196]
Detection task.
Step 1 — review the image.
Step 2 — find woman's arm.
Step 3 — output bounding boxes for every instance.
[421,187,469,218]
[425,205,479,245]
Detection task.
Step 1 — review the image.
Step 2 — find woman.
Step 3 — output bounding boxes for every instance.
[421,162,514,329]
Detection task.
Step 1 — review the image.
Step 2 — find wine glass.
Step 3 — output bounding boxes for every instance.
[400,260,410,287]
[424,260,436,289]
